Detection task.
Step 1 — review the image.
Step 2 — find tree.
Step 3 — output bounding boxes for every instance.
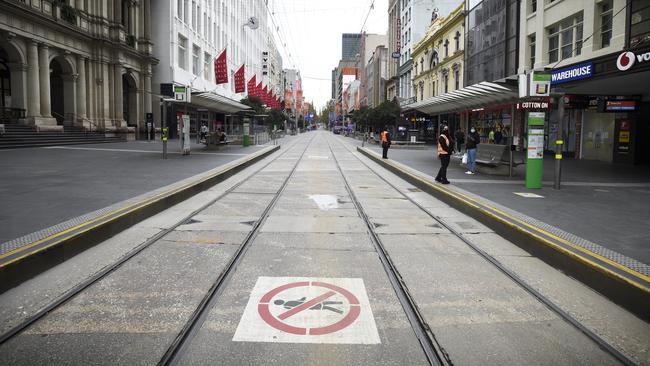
[240,96,265,115]
[266,108,286,130]
[371,100,401,131]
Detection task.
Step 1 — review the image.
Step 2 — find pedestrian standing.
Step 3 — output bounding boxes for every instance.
[200,123,209,142]
[454,127,465,153]
[380,126,391,159]
[494,127,503,144]
[488,128,495,144]
[465,126,480,175]
[435,125,452,184]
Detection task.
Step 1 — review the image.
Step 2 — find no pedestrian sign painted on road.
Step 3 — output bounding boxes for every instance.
[233,277,380,344]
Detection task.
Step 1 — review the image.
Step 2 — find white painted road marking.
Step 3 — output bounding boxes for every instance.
[233,277,380,344]
[513,192,545,198]
[308,195,339,210]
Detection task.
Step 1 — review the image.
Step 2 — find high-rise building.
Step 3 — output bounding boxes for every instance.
[342,33,362,59]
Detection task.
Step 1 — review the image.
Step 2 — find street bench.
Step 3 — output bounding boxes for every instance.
[475,144,523,167]
[203,132,231,149]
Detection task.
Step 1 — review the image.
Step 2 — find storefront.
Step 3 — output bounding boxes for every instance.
[550,45,650,164]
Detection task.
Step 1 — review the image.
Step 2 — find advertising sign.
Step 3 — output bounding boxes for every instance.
[174,86,190,103]
[551,62,593,84]
[525,112,545,189]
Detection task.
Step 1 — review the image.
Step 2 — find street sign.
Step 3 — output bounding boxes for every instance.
[233,277,380,344]
[160,83,174,97]
[392,52,401,59]
[174,86,191,103]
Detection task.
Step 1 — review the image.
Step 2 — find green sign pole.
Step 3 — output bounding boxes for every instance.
[525,112,545,189]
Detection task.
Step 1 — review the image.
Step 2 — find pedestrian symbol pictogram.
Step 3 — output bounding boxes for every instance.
[233,277,380,344]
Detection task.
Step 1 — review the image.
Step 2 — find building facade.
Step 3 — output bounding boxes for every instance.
[342,33,362,59]
[412,3,464,102]
[386,0,400,102]
[367,45,389,108]
[519,0,649,164]
[358,33,388,107]
[0,0,155,134]
[151,0,273,137]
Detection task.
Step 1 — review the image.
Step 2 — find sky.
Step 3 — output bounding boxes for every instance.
[268,0,389,111]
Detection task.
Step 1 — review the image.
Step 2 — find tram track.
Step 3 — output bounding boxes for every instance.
[157,135,316,366]
[0,136,307,349]
[325,137,451,366]
[330,135,637,366]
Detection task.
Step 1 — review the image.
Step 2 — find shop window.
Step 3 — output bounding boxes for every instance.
[204,52,211,80]
[599,0,613,48]
[178,34,187,70]
[192,44,200,75]
[529,34,536,68]
[630,0,650,47]
[547,12,583,63]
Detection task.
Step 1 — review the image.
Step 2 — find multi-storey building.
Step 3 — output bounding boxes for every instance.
[367,45,389,108]
[151,0,273,137]
[359,33,388,107]
[398,0,461,105]
[386,0,400,101]
[342,33,362,59]
[283,68,302,121]
[519,0,650,165]
[412,3,464,103]
[0,0,155,134]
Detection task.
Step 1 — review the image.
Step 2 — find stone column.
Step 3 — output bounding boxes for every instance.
[114,64,123,126]
[144,71,152,114]
[75,0,84,11]
[87,60,96,122]
[101,61,110,125]
[114,0,122,25]
[76,56,87,119]
[38,44,51,118]
[26,40,40,118]
[144,0,151,39]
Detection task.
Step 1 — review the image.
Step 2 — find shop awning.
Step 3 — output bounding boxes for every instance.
[191,92,251,114]
[406,81,519,115]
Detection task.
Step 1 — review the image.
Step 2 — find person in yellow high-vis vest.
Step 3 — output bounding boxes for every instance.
[380,126,391,159]
[435,125,452,184]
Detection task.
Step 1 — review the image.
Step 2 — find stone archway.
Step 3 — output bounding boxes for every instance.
[0,39,27,122]
[122,73,137,128]
[49,56,76,126]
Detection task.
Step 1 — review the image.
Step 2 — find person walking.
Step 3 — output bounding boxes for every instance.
[454,127,465,153]
[435,125,452,184]
[465,126,480,175]
[380,126,391,159]
[200,123,209,143]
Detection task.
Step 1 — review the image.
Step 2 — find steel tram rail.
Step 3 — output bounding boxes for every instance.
[0,136,304,347]
[331,135,637,366]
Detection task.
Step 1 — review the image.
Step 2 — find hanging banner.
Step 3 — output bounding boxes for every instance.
[214,49,228,84]
[262,85,268,105]
[256,82,263,100]
[234,64,245,93]
[247,75,257,98]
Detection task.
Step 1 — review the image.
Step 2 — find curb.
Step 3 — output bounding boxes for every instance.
[0,145,281,292]
[357,146,650,321]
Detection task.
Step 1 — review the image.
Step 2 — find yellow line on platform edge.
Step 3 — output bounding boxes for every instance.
[0,147,277,268]
[361,148,650,292]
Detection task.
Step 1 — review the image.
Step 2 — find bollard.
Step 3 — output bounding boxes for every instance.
[554,140,563,190]
[162,127,168,160]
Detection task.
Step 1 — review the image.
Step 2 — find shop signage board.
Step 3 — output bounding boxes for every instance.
[616,50,650,71]
[605,100,637,111]
[526,112,545,189]
[551,62,593,84]
[174,86,191,103]
[233,277,380,344]
[529,72,551,97]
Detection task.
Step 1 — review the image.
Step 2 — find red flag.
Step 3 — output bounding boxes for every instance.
[247,75,256,98]
[262,85,268,105]
[234,64,245,93]
[267,88,273,106]
[256,82,263,99]
[214,49,228,84]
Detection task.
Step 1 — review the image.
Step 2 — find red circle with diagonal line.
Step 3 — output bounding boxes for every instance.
[257,281,360,335]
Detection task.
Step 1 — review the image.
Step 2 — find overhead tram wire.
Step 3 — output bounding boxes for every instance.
[264,0,300,70]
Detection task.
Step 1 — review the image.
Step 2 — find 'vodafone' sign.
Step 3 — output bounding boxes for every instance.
[617,50,650,71]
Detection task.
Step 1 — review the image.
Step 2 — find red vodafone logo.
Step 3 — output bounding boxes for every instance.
[617,52,636,71]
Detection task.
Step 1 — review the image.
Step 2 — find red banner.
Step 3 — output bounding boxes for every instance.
[214,49,228,84]
[256,82,263,100]
[247,75,256,98]
[234,64,245,93]
[262,85,268,105]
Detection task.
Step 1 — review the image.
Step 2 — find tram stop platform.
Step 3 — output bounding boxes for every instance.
[0,138,284,289]
[353,138,650,319]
